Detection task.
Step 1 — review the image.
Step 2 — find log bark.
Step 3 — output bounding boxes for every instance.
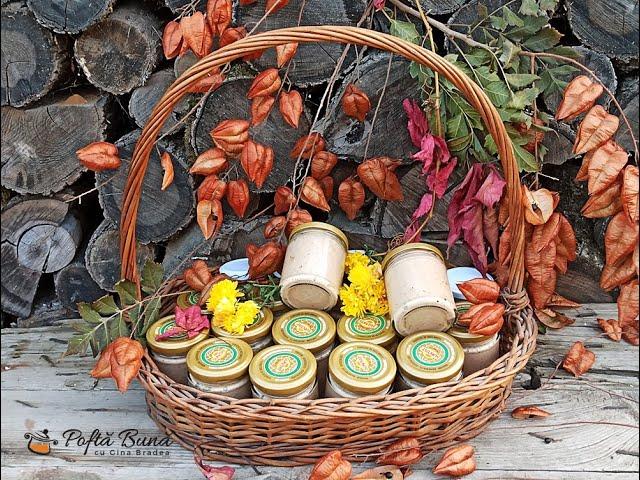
[319,52,419,162]
[567,0,639,68]
[54,249,108,313]
[26,0,116,34]
[541,119,575,166]
[74,3,162,95]
[238,0,367,86]
[614,76,639,152]
[190,73,311,193]
[129,69,182,134]
[85,220,156,291]
[1,2,70,107]
[96,130,195,244]
[1,91,112,195]
[417,0,468,15]
[164,0,203,13]
[1,197,81,317]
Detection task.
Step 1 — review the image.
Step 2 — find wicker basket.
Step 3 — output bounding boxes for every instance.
[119,26,536,466]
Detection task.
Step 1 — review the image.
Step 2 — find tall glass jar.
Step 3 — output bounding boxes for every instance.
[448,302,500,376]
[186,337,253,399]
[325,342,396,398]
[280,222,348,310]
[249,345,318,400]
[337,314,398,354]
[272,309,336,395]
[395,332,464,391]
[382,243,456,336]
[212,307,274,353]
[146,316,209,384]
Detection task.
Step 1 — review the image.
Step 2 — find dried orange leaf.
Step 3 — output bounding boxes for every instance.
[279,90,303,128]
[240,140,274,188]
[586,140,628,195]
[604,211,639,267]
[265,0,289,14]
[276,42,298,67]
[522,186,555,225]
[197,199,223,239]
[573,105,619,155]
[263,216,287,239]
[250,95,275,126]
[290,133,325,159]
[301,177,330,211]
[562,341,595,377]
[600,254,636,291]
[162,20,183,59]
[180,12,213,58]
[468,303,505,336]
[191,147,228,176]
[247,68,281,99]
[77,141,121,172]
[308,450,352,480]
[187,70,225,94]
[433,445,476,477]
[226,179,250,217]
[536,308,575,329]
[197,175,227,201]
[206,0,232,36]
[457,302,494,327]
[219,26,246,49]
[342,83,371,122]
[547,293,581,309]
[598,318,622,342]
[274,186,296,214]
[210,119,250,154]
[338,178,365,221]
[311,151,338,180]
[575,154,591,182]
[556,75,604,121]
[531,212,561,252]
[618,280,639,325]
[377,438,422,467]
[352,466,403,480]
[556,214,577,261]
[358,158,404,201]
[184,259,213,292]
[285,208,312,236]
[160,152,174,191]
[247,241,284,278]
[621,165,639,223]
[91,338,144,393]
[458,278,501,304]
[511,406,552,419]
[320,176,334,201]
[581,181,622,218]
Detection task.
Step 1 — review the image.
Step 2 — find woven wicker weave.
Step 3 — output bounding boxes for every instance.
[119,26,536,466]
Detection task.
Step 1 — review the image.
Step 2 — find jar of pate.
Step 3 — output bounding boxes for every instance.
[325,342,397,398]
[146,316,210,384]
[249,344,318,400]
[177,291,200,309]
[272,309,336,395]
[186,337,253,399]
[395,332,464,391]
[448,302,500,376]
[337,314,398,354]
[382,243,456,336]
[212,307,274,353]
[280,222,348,310]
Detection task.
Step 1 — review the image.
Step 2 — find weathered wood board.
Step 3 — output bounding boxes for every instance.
[1,304,638,479]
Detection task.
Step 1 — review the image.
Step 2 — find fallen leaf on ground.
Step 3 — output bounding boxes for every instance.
[563,341,596,377]
[194,452,234,480]
[352,465,403,479]
[90,337,144,393]
[377,437,422,467]
[535,308,575,329]
[598,318,622,342]
[308,450,352,480]
[433,445,476,477]
[511,406,552,419]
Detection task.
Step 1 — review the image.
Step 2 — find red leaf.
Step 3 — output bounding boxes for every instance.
[622,165,639,223]
[180,12,213,58]
[226,180,250,217]
[219,26,246,49]
[76,142,121,171]
[377,437,423,466]
[276,42,298,67]
[319,176,334,201]
[556,75,604,121]
[604,211,639,267]
[357,158,404,201]
[160,152,174,191]
[338,179,365,221]
[433,445,476,477]
[187,70,225,94]
[191,148,228,176]
[581,181,623,218]
[197,175,227,201]
[263,216,287,239]
[250,95,275,127]
[342,83,371,122]
[586,140,628,194]
[290,133,325,159]
[157,305,209,340]
[240,140,274,188]
[197,199,223,239]
[206,0,232,37]
[563,341,596,377]
[474,167,506,208]
[247,241,285,278]
[265,0,290,14]
[598,318,623,342]
[573,105,619,155]
[403,98,428,148]
[247,68,281,99]
[210,119,250,155]
[279,90,303,128]
[274,186,296,214]
[309,451,352,480]
[285,208,312,236]
[458,279,500,304]
[162,20,183,59]
[194,453,235,480]
[91,338,144,393]
[311,151,338,179]
[301,177,330,211]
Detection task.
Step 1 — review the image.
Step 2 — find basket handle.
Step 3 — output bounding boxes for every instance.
[120,26,526,293]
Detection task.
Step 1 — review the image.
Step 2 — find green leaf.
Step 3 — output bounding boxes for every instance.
[115,280,138,306]
[447,134,473,153]
[519,0,541,16]
[503,6,524,27]
[71,321,94,334]
[523,27,562,52]
[141,260,163,295]
[508,87,539,110]
[499,39,521,68]
[474,66,501,86]
[490,14,508,31]
[389,19,420,44]
[64,334,91,357]
[136,297,161,341]
[109,314,130,340]
[539,0,559,12]
[546,46,580,59]
[92,295,119,315]
[78,303,103,325]
[507,16,550,39]
[446,113,470,140]
[484,81,511,107]
[464,48,492,67]
[513,143,539,172]
[538,65,577,96]
[504,73,540,88]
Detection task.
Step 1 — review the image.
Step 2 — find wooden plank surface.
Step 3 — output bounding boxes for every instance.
[1,304,638,479]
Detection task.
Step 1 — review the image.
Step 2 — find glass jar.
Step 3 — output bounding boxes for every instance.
[382,243,456,336]
[325,342,396,398]
[272,309,336,395]
[395,332,464,391]
[212,307,274,353]
[249,344,318,400]
[280,222,349,310]
[176,291,200,309]
[448,302,500,376]
[186,337,253,399]
[146,316,209,384]
[337,314,398,354]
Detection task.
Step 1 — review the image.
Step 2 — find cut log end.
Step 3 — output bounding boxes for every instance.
[55,261,108,313]
[27,0,116,34]
[1,2,70,107]
[74,4,162,95]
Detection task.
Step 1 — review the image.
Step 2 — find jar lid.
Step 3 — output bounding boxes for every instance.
[289,221,349,249]
[249,344,317,396]
[381,242,445,272]
[396,332,464,384]
[186,337,253,382]
[449,302,496,344]
[177,291,200,309]
[272,309,336,353]
[337,314,396,348]
[212,307,274,344]
[328,342,397,394]
[146,316,209,356]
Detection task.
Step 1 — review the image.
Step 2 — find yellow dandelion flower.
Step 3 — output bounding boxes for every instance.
[211,296,236,329]
[344,251,370,273]
[207,279,243,313]
[339,284,367,318]
[348,263,376,290]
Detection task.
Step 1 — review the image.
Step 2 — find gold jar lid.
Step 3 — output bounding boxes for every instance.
[337,314,396,348]
[249,344,317,396]
[396,332,464,384]
[186,337,253,383]
[381,242,445,272]
[289,221,349,249]
[272,309,336,354]
[449,302,496,345]
[212,307,273,344]
[328,342,397,394]
[177,291,200,309]
[146,316,209,356]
